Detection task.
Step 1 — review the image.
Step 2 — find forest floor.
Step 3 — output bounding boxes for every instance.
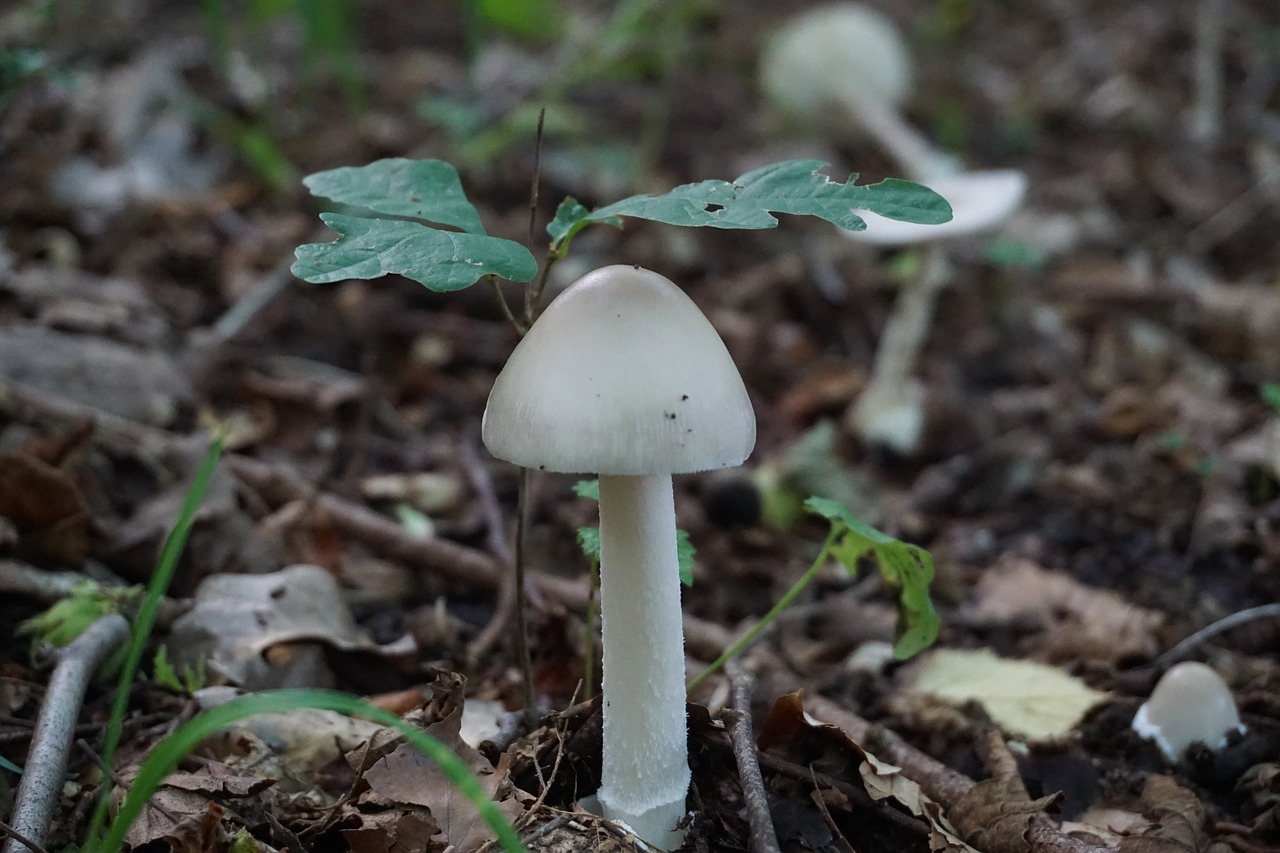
[2,0,1280,851]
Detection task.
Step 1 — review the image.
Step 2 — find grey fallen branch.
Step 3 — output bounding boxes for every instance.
[4,614,130,853]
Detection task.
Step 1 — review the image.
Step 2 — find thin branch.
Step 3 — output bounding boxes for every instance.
[0,822,49,853]
[724,660,781,853]
[488,277,526,335]
[4,614,130,853]
[1154,603,1280,668]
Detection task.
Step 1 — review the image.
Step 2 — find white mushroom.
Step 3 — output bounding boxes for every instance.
[482,265,756,849]
[760,2,958,180]
[1132,661,1244,763]
[761,5,1029,454]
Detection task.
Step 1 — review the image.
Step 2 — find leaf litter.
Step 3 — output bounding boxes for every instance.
[2,0,1280,851]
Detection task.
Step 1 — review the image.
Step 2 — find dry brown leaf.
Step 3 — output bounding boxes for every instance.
[341,809,441,853]
[1118,775,1207,853]
[0,451,93,565]
[968,558,1163,664]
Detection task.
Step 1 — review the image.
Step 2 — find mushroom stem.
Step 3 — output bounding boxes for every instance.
[596,473,689,850]
[835,88,959,181]
[849,245,951,454]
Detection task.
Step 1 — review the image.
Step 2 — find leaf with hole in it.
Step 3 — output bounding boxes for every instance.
[804,496,940,660]
[551,160,951,250]
[294,159,538,291]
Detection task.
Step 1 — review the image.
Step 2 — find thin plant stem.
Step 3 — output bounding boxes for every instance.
[522,252,561,328]
[488,277,526,335]
[527,108,545,247]
[514,467,537,728]
[687,527,841,692]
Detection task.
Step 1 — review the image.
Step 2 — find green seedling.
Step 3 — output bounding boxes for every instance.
[293,156,950,301]
[1261,382,1280,413]
[688,497,939,691]
[152,644,207,693]
[20,581,138,676]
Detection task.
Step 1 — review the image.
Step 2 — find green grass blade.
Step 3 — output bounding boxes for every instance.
[97,690,529,853]
[85,434,226,843]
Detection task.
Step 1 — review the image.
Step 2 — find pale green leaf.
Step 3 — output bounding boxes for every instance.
[909,649,1110,741]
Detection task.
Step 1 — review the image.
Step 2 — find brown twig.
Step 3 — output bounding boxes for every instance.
[460,438,518,663]
[0,822,49,853]
[223,453,739,664]
[0,378,188,464]
[459,439,538,726]
[802,695,1118,853]
[225,453,503,587]
[724,660,781,853]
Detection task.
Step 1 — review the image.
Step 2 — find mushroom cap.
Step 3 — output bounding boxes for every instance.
[1131,661,1244,762]
[845,169,1027,245]
[482,265,756,475]
[761,3,913,121]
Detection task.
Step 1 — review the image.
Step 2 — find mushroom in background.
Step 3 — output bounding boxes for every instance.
[760,2,1028,455]
[482,265,756,850]
[844,171,1026,455]
[760,2,957,181]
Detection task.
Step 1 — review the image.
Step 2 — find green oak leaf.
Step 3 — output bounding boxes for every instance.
[294,213,538,290]
[303,158,487,233]
[294,159,538,291]
[804,496,940,660]
[549,159,952,253]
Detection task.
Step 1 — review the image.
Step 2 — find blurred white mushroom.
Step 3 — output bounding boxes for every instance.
[760,2,957,180]
[846,172,1026,454]
[761,3,1029,454]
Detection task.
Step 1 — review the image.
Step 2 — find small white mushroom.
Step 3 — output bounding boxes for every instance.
[483,265,756,850]
[1131,661,1244,762]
